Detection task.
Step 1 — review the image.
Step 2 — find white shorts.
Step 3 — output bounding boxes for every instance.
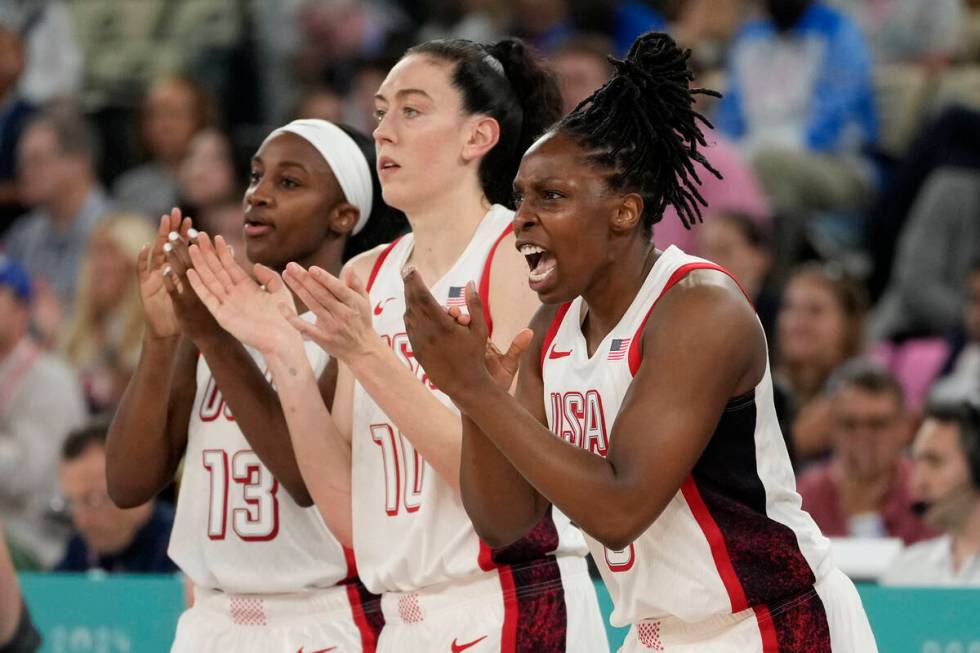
[171,582,383,653]
[619,568,877,652]
[377,555,609,653]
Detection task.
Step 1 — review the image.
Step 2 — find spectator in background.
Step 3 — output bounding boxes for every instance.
[775,263,867,463]
[0,23,35,231]
[112,76,216,220]
[715,0,878,271]
[881,396,980,585]
[0,257,86,569]
[511,0,667,55]
[56,423,176,574]
[829,0,964,64]
[548,34,613,114]
[60,214,156,415]
[293,84,345,123]
[798,359,935,543]
[696,211,779,342]
[0,0,82,106]
[933,260,980,401]
[416,0,508,43]
[4,110,111,319]
[870,167,980,341]
[0,520,40,652]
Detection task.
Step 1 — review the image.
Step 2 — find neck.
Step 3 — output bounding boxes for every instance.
[951,499,980,571]
[404,175,491,283]
[49,180,92,226]
[581,235,657,347]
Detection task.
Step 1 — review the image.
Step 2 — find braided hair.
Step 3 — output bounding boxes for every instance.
[556,32,721,232]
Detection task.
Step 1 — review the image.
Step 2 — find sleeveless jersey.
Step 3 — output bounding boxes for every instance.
[541,245,833,627]
[169,313,352,594]
[352,204,588,593]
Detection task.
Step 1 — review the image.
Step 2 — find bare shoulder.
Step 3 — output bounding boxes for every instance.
[343,241,398,284]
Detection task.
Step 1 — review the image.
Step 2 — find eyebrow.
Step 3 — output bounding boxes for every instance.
[374,88,434,103]
[251,156,309,173]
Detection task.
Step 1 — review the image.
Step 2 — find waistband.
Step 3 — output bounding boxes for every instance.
[191,583,356,626]
[381,554,590,625]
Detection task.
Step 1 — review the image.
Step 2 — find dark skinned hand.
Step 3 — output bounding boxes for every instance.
[160,210,225,346]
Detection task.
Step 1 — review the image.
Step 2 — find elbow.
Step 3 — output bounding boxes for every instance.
[285,484,314,508]
[107,479,151,510]
[471,521,527,550]
[586,504,662,553]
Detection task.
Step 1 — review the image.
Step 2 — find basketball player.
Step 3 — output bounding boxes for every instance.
[185,39,610,652]
[106,120,405,651]
[402,33,879,652]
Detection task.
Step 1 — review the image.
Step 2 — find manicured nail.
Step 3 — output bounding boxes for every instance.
[163,266,173,276]
[401,265,415,280]
[187,228,199,239]
[163,243,173,253]
[168,231,179,242]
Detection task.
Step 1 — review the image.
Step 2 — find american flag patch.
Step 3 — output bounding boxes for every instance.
[608,338,631,360]
[446,286,466,306]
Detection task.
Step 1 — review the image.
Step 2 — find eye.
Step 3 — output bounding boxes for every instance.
[512,190,524,207]
[374,108,386,121]
[248,170,262,185]
[403,106,419,118]
[543,190,564,200]
[280,176,300,189]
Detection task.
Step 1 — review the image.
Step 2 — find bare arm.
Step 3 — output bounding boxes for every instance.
[0,521,24,646]
[185,237,353,544]
[408,270,765,550]
[284,234,540,495]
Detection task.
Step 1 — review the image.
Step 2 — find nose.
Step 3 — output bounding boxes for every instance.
[245,178,272,209]
[373,113,394,146]
[512,201,537,235]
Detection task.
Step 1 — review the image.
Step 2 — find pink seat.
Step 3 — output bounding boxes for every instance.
[871,338,950,410]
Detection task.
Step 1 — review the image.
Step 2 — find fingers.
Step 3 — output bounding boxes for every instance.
[162,264,181,296]
[343,266,368,299]
[463,281,489,340]
[186,268,221,314]
[213,235,249,285]
[187,241,229,299]
[310,266,357,305]
[284,263,344,318]
[137,243,152,281]
[164,230,193,279]
[502,329,534,370]
[254,263,284,295]
[446,305,472,326]
[401,267,444,320]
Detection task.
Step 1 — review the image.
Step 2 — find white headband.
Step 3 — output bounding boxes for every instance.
[263,119,374,236]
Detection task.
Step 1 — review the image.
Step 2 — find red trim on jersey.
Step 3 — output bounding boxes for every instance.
[540,303,573,369]
[627,262,749,375]
[753,604,781,652]
[365,237,403,293]
[680,476,750,613]
[478,224,514,338]
[498,565,519,653]
[477,540,496,572]
[346,582,380,652]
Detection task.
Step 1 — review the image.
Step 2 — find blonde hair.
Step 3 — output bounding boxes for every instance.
[62,213,156,368]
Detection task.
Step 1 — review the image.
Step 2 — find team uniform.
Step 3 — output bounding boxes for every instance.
[355,205,609,652]
[540,246,878,652]
[169,313,382,652]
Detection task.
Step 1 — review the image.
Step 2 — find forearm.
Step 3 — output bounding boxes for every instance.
[106,336,183,507]
[456,380,645,550]
[349,344,463,494]
[0,524,21,645]
[460,413,547,547]
[264,338,353,546]
[197,331,312,505]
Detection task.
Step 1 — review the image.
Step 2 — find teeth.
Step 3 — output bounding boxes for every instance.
[519,244,545,255]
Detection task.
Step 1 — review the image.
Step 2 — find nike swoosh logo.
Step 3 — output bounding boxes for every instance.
[451,635,487,652]
[548,346,572,359]
[374,297,396,315]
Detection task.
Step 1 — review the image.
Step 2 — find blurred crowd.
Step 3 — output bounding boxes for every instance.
[1,0,980,596]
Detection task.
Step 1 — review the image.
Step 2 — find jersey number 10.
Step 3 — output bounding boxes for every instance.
[371,423,425,516]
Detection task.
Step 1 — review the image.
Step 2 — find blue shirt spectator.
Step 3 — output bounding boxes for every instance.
[56,503,177,574]
[715,1,878,159]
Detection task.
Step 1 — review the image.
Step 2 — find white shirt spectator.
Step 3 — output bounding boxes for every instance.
[880,535,980,586]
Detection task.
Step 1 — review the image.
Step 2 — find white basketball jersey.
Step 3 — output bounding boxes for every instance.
[541,246,833,627]
[352,205,588,593]
[169,313,351,594]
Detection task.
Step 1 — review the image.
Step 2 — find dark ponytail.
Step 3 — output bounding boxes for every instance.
[406,38,562,208]
[556,32,721,232]
[336,124,409,261]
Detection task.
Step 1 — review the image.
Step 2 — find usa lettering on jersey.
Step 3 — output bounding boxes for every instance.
[549,390,610,456]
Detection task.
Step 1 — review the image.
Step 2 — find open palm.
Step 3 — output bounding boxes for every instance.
[139,209,191,338]
[185,233,300,354]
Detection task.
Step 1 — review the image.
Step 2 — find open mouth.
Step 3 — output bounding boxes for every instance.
[378,157,400,175]
[518,243,557,285]
[244,218,273,237]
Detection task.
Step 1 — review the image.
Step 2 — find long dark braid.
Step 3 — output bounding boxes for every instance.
[557,32,722,231]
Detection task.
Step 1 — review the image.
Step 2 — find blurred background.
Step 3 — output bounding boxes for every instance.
[1,0,980,651]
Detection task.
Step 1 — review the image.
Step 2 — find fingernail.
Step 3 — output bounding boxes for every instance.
[401,265,415,280]
[168,231,179,242]
[163,243,173,253]
[187,228,199,239]
[163,266,173,276]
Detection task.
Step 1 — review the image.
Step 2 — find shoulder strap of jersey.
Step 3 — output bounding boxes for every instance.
[365,236,404,293]
[477,223,514,338]
[540,302,573,369]
[627,262,747,375]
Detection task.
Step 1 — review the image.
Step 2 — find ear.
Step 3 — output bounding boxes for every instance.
[610,193,644,234]
[327,202,360,236]
[460,115,501,163]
